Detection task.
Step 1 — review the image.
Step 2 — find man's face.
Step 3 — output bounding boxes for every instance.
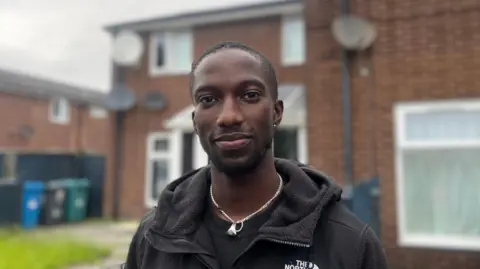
[191,49,283,176]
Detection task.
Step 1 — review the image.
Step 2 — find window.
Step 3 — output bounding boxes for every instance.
[145,133,172,207]
[149,29,193,76]
[181,131,208,175]
[394,100,480,251]
[89,106,108,119]
[281,14,305,66]
[182,132,195,175]
[274,128,299,161]
[49,97,70,124]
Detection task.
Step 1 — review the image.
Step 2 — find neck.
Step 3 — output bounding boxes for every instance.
[210,153,280,222]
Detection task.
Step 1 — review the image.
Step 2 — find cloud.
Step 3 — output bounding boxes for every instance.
[0,0,268,92]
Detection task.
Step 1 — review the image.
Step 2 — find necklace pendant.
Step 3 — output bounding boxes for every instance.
[227,223,238,236]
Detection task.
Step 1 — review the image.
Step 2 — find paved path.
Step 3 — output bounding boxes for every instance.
[40,221,138,269]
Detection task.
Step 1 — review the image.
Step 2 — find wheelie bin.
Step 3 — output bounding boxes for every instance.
[64,178,90,222]
[0,181,22,226]
[21,180,45,229]
[39,179,68,225]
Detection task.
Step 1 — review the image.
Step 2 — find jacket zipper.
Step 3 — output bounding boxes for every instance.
[263,238,310,248]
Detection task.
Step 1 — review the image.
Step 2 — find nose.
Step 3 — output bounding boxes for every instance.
[216,96,244,127]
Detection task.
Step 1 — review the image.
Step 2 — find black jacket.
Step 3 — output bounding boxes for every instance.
[123,159,388,269]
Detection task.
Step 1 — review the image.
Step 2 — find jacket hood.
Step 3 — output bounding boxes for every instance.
[150,158,343,246]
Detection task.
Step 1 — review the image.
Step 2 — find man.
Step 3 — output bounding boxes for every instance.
[123,41,388,269]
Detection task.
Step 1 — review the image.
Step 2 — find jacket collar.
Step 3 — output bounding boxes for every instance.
[148,158,342,247]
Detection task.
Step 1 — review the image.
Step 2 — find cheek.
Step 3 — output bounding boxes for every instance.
[258,106,274,126]
[193,116,213,140]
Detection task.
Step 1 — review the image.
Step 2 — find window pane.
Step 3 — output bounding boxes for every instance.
[169,31,192,70]
[52,100,60,116]
[156,43,165,67]
[150,159,169,201]
[274,129,298,161]
[402,148,480,237]
[405,110,480,142]
[282,16,305,64]
[153,139,168,152]
[182,132,194,175]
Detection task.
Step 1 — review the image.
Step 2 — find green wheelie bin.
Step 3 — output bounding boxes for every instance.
[64,178,90,222]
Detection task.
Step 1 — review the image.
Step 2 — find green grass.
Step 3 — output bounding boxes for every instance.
[0,228,111,269]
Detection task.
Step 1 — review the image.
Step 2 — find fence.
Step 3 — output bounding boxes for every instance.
[0,152,106,225]
[343,176,381,238]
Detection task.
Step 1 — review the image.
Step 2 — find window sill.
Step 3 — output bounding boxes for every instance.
[49,119,70,125]
[281,59,305,67]
[398,234,480,251]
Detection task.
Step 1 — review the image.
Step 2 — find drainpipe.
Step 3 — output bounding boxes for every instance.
[340,0,354,199]
[111,65,125,221]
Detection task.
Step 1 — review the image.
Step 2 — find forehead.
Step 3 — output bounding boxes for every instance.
[192,49,265,90]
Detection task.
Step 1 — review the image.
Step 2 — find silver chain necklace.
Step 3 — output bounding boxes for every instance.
[210,173,283,237]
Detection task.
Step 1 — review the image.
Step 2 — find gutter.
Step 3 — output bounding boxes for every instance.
[103,0,303,33]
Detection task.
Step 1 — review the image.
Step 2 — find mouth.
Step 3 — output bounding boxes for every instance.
[213,133,252,150]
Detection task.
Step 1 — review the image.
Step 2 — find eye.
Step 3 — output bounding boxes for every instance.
[242,91,260,101]
[198,95,217,105]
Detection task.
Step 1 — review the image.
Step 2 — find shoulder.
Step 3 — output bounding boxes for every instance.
[136,207,156,243]
[315,202,369,246]
[326,202,368,234]
[314,202,387,268]
[124,207,157,268]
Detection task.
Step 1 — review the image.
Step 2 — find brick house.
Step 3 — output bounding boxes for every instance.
[104,0,480,268]
[0,68,110,218]
[0,68,110,154]
[103,0,307,218]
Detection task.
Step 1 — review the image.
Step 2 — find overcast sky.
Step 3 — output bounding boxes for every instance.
[0,0,263,92]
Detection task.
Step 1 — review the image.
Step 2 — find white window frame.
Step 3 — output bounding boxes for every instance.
[173,129,209,176]
[193,134,209,169]
[0,152,17,184]
[49,97,70,124]
[149,29,193,76]
[145,132,176,208]
[281,14,306,66]
[89,106,108,119]
[394,99,480,251]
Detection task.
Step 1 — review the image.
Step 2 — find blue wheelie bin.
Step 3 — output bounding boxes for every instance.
[21,180,45,229]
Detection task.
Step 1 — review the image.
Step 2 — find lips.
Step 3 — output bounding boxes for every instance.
[213,133,252,150]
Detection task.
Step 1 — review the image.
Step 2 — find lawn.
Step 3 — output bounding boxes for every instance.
[0,228,111,269]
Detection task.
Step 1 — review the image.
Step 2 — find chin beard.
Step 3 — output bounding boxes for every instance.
[208,139,273,178]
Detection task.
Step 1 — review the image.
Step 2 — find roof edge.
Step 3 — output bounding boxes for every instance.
[0,68,108,107]
[104,0,303,34]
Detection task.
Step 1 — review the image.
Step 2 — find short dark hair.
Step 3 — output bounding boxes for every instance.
[189,41,278,99]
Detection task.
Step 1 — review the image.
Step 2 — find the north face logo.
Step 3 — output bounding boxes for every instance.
[285,260,319,269]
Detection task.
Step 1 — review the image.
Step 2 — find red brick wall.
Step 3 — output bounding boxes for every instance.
[113,16,307,219]
[0,92,109,153]
[306,0,480,268]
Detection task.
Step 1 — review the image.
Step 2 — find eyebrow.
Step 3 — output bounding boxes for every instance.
[237,79,266,90]
[194,77,266,93]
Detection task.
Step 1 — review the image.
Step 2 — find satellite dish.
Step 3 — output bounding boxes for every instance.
[140,91,168,111]
[331,15,377,50]
[111,30,144,66]
[105,83,136,111]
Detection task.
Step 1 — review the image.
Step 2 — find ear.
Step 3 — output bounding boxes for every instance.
[273,100,283,127]
[191,111,198,134]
